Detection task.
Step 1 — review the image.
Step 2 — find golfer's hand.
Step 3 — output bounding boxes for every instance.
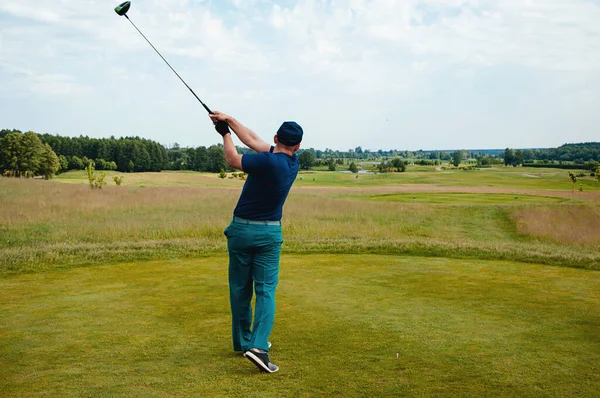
[209,111,231,136]
[209,111,230,123]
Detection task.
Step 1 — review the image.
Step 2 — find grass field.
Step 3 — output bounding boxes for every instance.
[52,166,600,191]
[367,193,565,204]
[1,165,599,396]
[2,255,599,397]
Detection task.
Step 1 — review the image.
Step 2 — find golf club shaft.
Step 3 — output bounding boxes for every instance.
[124,15,213,114]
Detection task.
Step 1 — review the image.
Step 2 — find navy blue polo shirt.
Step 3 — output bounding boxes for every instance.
[234,147,299,221]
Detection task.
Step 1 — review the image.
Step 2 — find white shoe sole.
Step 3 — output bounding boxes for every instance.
[244,351,278,373]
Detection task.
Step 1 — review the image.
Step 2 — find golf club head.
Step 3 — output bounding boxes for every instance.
[114,1,131,16]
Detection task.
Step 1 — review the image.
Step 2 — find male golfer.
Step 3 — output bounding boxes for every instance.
[209,111,303,373]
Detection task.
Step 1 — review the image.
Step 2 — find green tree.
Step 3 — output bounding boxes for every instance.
[38,143,60,179]
[95,159,107,170]
[522,149,535,162]
[0,131,47,177]
[69,156,84,170]
[391,158,406,172]
[132,141,151,171]
[208,145,227,173]
[377,161,392,173]
[327,158,336,171]
[298,150,315,170]
[195,146,209,171]
[514,150,524,166]
[58,155,69,173]
[97,141,112,161]
[504,148,515,166]
[452,151,463,167]
[0,132,21,176]
[19,132,45,177]
[596,166,600,183]
[0,129,16,140]
[349,161,358,173]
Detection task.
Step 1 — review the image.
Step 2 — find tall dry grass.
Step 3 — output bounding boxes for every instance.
[513,204,600,246]
[1,178,599,272]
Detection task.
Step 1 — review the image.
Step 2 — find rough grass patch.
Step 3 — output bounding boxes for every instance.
[1,176,599,273]
[512,204,600,246]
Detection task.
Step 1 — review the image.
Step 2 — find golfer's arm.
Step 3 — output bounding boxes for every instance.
[223,134,243,170]
[226,117,271,153]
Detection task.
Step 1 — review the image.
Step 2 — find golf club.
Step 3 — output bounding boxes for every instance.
[114,1,229,135]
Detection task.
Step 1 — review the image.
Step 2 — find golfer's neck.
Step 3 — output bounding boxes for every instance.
[273,145,295,156]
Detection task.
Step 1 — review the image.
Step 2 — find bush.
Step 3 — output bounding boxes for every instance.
[85,161,107,189]
[94,172,107,188]
[113,176,124,186]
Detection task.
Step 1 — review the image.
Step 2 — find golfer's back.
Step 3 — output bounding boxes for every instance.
[233,149,299,221]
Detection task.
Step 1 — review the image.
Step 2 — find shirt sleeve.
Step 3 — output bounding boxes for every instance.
[241,152,273,174]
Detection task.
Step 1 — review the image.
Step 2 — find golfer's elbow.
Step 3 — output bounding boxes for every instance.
[226,154,243,170]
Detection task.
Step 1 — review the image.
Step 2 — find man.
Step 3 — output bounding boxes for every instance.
[209,111,303,373]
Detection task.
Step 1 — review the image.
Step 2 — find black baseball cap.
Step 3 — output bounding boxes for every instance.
[276,121,303,146]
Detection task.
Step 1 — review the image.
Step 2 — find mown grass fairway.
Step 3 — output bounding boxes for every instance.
[368,193,565,204]
[1,166,599,396]
[1,255,599,397]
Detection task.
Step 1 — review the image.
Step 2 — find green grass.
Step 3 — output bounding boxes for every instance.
[292,166,600,191]
[55,166,600,191]
[368,193,566,205]
[53,170,245,188]
[1,169,599,396]
[1,176,599,273]
[1,255,598,397]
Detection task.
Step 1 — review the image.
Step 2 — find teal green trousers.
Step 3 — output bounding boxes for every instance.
[224,220,283,352]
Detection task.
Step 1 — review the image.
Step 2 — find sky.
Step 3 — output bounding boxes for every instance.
[1,0,599,151]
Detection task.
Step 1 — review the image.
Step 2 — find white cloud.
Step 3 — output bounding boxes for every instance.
[0,0,599,149]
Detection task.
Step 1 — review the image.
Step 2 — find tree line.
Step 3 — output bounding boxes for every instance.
[0,129,231,176]
[1,127,598,177]
[37,133,169,172]
[296,142,600,163]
